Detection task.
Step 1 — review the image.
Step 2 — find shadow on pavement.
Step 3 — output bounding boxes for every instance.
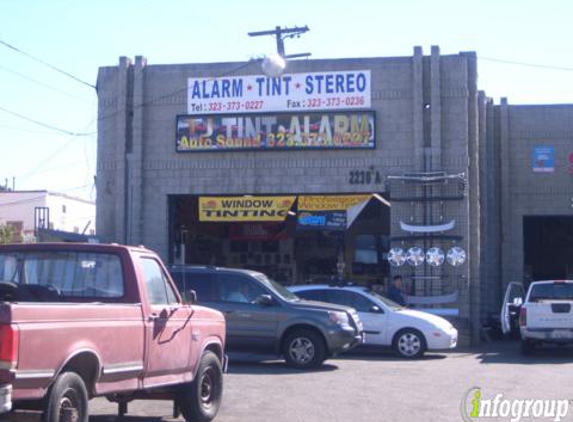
[469,340,573,365]
[339,345,448,361]
[91,417,167,422]
[227,359,338,374]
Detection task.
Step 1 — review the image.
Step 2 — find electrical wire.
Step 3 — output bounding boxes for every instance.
[0,187,94,207]
[0,124,70,135]
[0,105,96,136]
[0,194,49,206]
[0,64,94,104]
[478,56,573,72]
[0,39,96,89]
[97,59,259,123]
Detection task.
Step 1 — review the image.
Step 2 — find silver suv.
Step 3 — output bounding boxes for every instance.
[170,265,363,369]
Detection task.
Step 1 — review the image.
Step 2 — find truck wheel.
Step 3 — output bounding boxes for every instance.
[44,372,89,422]
[282,329,326,369]
[177,351,223,422]
[521,339,536,355]
[393,328,427,359]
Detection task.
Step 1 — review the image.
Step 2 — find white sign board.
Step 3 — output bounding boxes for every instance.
[187,70,371,114]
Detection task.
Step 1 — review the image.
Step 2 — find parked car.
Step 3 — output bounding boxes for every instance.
[288,284,458,358]
[501,279,573,354]
[169,265,363,369]
[0,243,226,422]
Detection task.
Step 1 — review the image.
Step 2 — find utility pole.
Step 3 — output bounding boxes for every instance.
[248,25,310,59]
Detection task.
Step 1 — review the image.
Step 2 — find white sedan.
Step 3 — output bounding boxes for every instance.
[289,284,458,358]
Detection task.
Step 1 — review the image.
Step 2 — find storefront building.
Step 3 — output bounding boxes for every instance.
[96,46,573,345]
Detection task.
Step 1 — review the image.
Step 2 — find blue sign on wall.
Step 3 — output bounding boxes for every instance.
[532,146,554,173]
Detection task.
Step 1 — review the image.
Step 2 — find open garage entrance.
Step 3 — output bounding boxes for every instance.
[523,216,573,285]
[167,194,390,287]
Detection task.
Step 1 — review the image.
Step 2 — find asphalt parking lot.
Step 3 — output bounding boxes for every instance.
[6,340,573,422]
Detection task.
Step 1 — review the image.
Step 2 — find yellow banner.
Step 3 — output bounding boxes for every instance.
[199,196,296,222]
[298,195,371,211]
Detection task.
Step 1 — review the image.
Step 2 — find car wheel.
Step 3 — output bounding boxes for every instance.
[520,339,536,355]
[44,371,89,422]
[282,329,326,369]
[393,328,427,359]
[177,351,223,422]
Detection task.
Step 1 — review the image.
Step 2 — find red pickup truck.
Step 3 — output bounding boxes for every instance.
[0,243,226,422]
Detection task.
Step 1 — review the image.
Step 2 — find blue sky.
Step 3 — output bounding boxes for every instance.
[1,0,573,201]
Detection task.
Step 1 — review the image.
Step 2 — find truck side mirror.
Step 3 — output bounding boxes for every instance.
[512,297,523,306]
[183,289,197,305]
[254,294,273,306]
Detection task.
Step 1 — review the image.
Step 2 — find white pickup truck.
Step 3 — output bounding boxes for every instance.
[501,280,573,354]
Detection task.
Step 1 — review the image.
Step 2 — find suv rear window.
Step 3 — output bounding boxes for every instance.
[529,283,573,301]
[295,289,327,302]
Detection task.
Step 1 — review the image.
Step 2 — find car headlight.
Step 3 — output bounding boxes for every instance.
[328,311,350,326]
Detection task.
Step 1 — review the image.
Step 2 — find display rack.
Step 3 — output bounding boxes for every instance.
[386,171,468,315]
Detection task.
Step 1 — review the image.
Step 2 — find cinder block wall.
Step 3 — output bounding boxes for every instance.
[97,47,484,344]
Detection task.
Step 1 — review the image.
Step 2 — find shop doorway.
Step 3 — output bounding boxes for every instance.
[167,194,390,286]
[523,216,573,286]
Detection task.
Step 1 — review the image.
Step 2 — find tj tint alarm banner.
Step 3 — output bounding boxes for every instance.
[187,70,371,114]
[175,111,375,152]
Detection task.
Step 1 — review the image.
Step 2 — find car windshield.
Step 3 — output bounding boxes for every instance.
[253,273,300,301]
[363,288,404,310]
[529,282,573,301]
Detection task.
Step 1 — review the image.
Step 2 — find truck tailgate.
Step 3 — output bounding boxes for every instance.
[525,302,573,329]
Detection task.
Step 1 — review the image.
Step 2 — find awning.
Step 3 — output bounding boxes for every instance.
[297,194,375,231]
[198,194,390,226]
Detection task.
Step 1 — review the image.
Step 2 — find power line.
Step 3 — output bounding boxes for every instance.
[97,59,258,124]
[18,137,78,181]
[0,124,69,135]
[18,115,96,181]
[0,64,94,104]
[0,105,95,136]
[0,194,48,207]
[0,187,93,207]
[478,56,573,72]
[0,39,96,89]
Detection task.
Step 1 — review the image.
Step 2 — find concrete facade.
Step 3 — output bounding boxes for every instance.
[95,46,573,344]
[497,102,573,288]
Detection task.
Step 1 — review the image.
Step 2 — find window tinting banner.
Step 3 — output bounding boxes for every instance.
[199,196,296,222]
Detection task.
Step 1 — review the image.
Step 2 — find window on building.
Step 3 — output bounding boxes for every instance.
[354,235,378,264]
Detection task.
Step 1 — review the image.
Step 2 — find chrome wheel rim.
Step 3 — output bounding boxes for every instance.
[289,337,315,364]
[59,390,80,422]
[398,332,421,357]
[200,367,216,409]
